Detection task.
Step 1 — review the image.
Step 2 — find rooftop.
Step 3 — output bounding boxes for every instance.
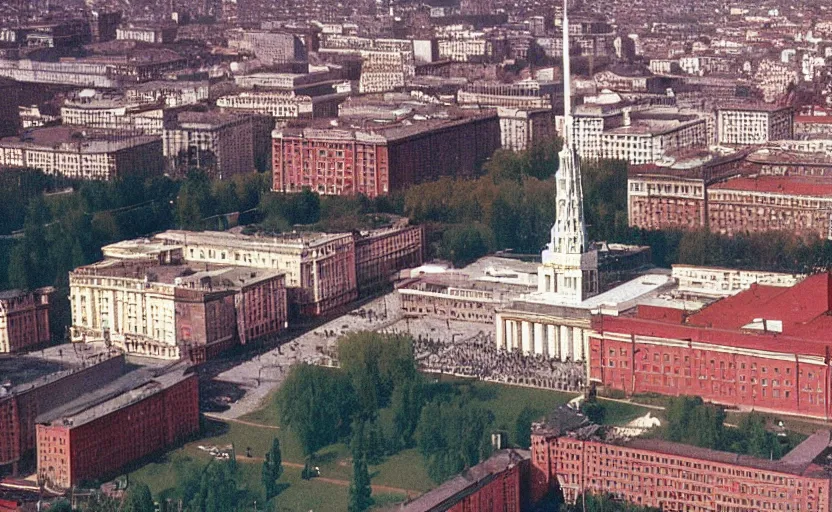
[0,126,159,153]
[517,271,675,315]
[390,450,530,512]
[154,229,352,250]
[710,176,832,197]
[36,362,193,429]
[596,273,832,359]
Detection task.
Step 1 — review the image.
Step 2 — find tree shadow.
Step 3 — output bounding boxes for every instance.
[274,482,290,496]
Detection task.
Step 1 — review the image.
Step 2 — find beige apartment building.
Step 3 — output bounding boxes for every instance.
[0,126,163,181]
[69,254,287,362]
[216,91,314,119]
[716,105,794,145]
[148,230,358,316]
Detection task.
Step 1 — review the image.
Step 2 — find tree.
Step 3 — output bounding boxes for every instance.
[261,453,276,501]
[514,407,540,448]
[121,482,155,512]
[277,364,357,455]
[580,396,606,425]
[662,396,726,451]
[262,438,284,500]
[50,500,73,512]
[416,398,495,483]
[348,453,373,512]
[391,374,424,450]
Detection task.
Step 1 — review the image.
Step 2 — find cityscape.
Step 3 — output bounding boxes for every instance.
[2,0,832,510]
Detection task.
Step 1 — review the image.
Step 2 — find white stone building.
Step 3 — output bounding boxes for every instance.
[216,92,314,119]
[716,105,794,146]
[497,107,555,151]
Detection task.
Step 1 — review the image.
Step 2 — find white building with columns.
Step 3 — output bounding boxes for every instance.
[494,0,676,373]
[495,272,674,364]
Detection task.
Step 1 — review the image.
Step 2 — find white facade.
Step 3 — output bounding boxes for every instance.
[717,107,794,146]
[216,92,313,119]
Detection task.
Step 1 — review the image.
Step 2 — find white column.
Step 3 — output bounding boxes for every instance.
[505,320,515,350]
[521,321,532,354]
[573,327,583,361]
[495,315,504,350]
[108,290,116,332]
[533,323,545,355]
[85,288,93,329]
[547,324,558,359]
[559,325,571,360]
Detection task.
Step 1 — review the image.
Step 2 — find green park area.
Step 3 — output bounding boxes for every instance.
[129,366,651,511]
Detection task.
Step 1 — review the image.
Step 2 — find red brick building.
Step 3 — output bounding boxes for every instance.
[395,450,528,512]
[531,421,832,511]
[0,355,125,476]
[36,363,199,490]
[0,288,54,354]
[354,224,424,295]
[628,148,832,240]
[590,273,832,419]
[708,177,832,239]
[271,112,500,197]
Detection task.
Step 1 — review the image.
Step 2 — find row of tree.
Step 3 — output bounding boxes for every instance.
[276,331,504,504]
[658,396,794,459]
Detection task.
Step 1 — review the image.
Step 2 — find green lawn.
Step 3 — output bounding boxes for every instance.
[130,376,651,511]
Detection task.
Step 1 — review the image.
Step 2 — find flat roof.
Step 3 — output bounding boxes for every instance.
[36,362,192,429]
[618,437,828,479]
[0,126,159,153]
[710,176,832,197]
[154,229,351,249]
[393,450,530,511]
[516,271,675,314]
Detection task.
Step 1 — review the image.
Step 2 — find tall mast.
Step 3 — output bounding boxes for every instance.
[562,0,571,146]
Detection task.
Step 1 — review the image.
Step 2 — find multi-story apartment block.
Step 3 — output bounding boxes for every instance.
[358,50,414,94]
[148,230,358,317]
[163,112,258,178]
[36,363,199,490]
[573,107,707,165]
[0,126,163,181]
[0,288,53,354]
[61,91,171,135]
[716,105,794,146]
[457,80,557,109]
[438,37,489,62]
[628,148,832,240]
[115,26,177,44]
[272,111,500,197]
[354,224,423,295]
[0,355,125,476]
[124,81,210,108]
[497,107,555,151]
[627,169,707,231]
[0,51,186,87]
[531,409,832,511]
[227,30,307,66]
[70,254,287,362]
[708,176,832,239]
[217,92,310,119]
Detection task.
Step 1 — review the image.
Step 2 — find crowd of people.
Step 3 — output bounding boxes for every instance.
[411,332,586,392]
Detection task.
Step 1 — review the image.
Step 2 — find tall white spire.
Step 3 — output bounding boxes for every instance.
[561,0,572,147]
[538,0,599,304]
